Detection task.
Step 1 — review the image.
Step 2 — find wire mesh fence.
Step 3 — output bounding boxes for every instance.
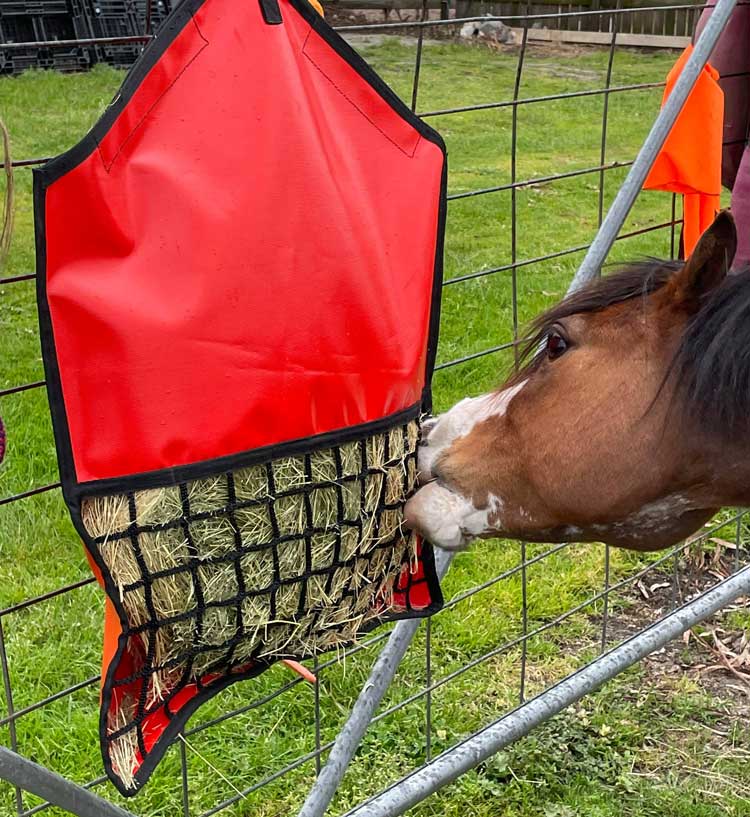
[457,0,701,37]
[1,2,750,816]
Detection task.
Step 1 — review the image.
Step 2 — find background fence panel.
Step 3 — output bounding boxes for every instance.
[1,3,749,816]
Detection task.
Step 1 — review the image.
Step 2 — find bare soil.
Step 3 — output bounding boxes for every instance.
[598,551,750,716]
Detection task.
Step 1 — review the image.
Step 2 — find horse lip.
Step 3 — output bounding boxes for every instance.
[402,493,422,533]
[403,486,438,536]
[403,481,473,551]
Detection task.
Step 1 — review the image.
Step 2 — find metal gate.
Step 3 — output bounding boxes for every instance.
[1,1,749,815]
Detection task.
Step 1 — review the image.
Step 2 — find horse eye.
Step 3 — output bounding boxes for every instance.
[546,331,568,360]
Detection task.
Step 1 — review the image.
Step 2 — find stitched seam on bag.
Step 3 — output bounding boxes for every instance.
[302,29,419,158]
[97,16,210,173]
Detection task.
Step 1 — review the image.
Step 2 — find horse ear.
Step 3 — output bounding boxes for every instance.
[671,210,737,309]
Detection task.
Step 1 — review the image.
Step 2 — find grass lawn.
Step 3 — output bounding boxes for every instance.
[1,34,749,817]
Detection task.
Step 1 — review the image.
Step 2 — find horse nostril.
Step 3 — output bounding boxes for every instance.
[403,496,421,533]
[428,458,453,489]
[420,416,439,439]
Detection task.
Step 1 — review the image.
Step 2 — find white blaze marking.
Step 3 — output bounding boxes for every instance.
[408,380,526,549]
[418,380,527,483]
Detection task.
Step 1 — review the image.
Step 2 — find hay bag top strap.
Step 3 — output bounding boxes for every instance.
[35,0,446,495]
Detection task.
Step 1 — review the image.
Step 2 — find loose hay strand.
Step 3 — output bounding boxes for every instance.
[0,115,13,272]
[107,694,138,792]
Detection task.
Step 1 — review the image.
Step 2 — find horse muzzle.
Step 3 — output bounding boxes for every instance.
[404,481,496,551]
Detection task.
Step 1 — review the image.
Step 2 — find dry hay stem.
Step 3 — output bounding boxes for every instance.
[691,626,750,690]
[0,115,13,271]
[84,422,420,776]
[107,694,139,792]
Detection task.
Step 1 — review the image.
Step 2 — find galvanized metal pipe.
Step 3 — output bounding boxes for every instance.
[297,548,453,817]
[571,0,738,289]
[0,746,137,817]
[344,563,750,817]
[0,36,149,51]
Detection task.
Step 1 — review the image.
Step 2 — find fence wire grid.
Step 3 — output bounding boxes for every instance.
[2,2,750,816]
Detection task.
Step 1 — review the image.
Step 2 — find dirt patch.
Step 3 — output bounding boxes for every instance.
[325,6,450,31]
[593,550,750,715]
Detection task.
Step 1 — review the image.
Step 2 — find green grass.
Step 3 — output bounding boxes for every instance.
[0,39,747,817]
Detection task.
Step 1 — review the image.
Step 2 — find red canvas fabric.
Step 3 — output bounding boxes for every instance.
[41,0,444,485]
[644,46,723,256]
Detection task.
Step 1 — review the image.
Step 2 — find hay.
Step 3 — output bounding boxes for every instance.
[106,693,138,792]
[82,420,421,785]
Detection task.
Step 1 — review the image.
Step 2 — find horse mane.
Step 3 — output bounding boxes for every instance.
[514,258,750,440]
[672,269,750,438]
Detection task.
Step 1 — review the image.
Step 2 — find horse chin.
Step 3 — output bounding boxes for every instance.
[580,507,718,552]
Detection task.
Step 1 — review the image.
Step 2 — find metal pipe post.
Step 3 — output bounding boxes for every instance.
[345,564,750,817]
[297,548,453,817]
[0,746,137,817]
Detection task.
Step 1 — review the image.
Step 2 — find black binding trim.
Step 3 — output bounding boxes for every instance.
[59,402,423,501]
[259,0,283,25]
[422,159,448,413]
[34,0,447,796]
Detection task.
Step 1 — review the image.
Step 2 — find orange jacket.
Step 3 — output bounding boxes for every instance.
[644,45,723,256]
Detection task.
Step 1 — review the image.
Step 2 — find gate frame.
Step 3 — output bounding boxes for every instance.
[0,0,745,813]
